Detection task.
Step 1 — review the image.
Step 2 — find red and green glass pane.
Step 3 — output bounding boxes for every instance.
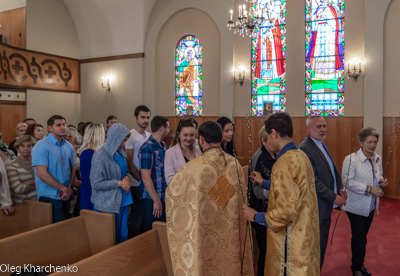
[251,0,287,116]
[305,0,345,116]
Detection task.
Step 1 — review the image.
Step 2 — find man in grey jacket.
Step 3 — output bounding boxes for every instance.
[299,115,347,269]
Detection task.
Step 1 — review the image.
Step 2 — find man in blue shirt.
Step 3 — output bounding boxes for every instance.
[138,116,170,233]
[32,115,76,223]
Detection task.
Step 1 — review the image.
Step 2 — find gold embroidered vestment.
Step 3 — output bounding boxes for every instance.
[265,149,320,276]
[166,148,253,276]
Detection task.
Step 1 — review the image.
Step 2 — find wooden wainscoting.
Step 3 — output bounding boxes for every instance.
[383,117,400,199]
[0,102,26,145]
[233,116,364,179]
[167,116,219,131]
[166,116,399,198]
[0,7,26,49]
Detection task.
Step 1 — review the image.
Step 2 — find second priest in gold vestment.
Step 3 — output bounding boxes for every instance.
[243,113,320,276]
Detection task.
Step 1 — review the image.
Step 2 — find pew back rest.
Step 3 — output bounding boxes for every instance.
[0,210,114,272]
[0,200,52,239]
[52,222,172,276]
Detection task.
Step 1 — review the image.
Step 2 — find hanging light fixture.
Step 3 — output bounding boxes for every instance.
[227,0,273,38]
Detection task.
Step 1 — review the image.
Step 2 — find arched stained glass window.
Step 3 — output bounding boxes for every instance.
[305,0,345,116]
[175,35,203,116]
[251,0,287,116]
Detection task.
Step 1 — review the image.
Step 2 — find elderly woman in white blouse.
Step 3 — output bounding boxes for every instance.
[342,127,388,276]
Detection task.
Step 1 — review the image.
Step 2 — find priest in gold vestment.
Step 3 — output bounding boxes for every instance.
[166,121,253,276]
[243,113,320,276]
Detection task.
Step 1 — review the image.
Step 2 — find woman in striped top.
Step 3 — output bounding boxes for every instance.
[6,135,36,205]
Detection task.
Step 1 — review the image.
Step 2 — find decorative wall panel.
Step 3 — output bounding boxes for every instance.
[0,43,79,93]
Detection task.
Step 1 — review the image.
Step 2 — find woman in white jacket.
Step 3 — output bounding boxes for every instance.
[342,127,388,276]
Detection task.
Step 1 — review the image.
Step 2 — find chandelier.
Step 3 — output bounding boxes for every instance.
[227,0,273,38]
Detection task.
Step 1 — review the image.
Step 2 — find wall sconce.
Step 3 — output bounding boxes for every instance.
[346,58,364,80]
[233,66,247,86]
[101,75,111,92]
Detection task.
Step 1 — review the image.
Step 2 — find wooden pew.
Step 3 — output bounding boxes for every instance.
[0,200,52,239]
[0,210,115,275]
[52,222,173,276]
[51,168,249,275]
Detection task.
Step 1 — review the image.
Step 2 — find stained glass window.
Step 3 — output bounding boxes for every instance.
[305,0,345,116]
[175,35,203,116]
[251,0,287,116]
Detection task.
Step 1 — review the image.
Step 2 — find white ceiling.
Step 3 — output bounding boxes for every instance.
[63,0,156,59]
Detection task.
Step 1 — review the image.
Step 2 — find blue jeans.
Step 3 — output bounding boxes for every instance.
[39,197,70,223]
[139,198,166,234]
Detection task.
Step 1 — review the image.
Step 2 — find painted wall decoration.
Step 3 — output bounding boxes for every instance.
[305,0,345,116]
[175,35,202,116]
[0,43,79,93]
[251,0,286,116]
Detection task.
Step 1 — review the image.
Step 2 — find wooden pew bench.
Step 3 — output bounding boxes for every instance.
[51,168,249,275]
[0,200,52,239]
[52,222,173,276]
[0,210,115,275]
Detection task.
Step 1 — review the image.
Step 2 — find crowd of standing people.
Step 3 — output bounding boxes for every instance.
[0,109,389,276]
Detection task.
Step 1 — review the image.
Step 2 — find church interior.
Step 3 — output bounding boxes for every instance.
[0,0,400,275]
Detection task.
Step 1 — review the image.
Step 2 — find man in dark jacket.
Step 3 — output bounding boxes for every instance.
[299,115,347,269]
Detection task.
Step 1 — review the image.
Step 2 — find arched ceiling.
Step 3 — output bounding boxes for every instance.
[63,0,156,59]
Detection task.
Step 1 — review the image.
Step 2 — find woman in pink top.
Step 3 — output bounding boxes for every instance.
[165,119,202,184]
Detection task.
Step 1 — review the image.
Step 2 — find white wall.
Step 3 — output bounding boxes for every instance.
[144,0,234,116]
[19,0,397,128]
[63,0,156,59]
[80,58,144,130]
[0,0,26,12]
[384,0,400,116]
[155,8,220,116]
[26,0,80,125]
[146,0,365,117]
[26,90,80,127]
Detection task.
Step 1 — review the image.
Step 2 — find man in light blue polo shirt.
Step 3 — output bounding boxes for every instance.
[32,115,76,223]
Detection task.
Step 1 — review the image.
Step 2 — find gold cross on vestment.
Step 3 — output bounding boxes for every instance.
[208,175,236,209]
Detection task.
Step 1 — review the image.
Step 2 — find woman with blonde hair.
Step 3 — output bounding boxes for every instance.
[79,123,105,210]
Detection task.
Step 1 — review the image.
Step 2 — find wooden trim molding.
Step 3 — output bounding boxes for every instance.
[0,42,79,93]
[0,87,26,92]
[80,53,145,64]
[0,100,26,105]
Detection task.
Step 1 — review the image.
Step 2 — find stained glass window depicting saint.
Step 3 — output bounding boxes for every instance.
[305,0,345,116]
[251,0,286,116]
[175,35,202,116]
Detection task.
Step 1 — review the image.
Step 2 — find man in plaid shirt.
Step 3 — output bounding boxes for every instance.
[138,116,170,233]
